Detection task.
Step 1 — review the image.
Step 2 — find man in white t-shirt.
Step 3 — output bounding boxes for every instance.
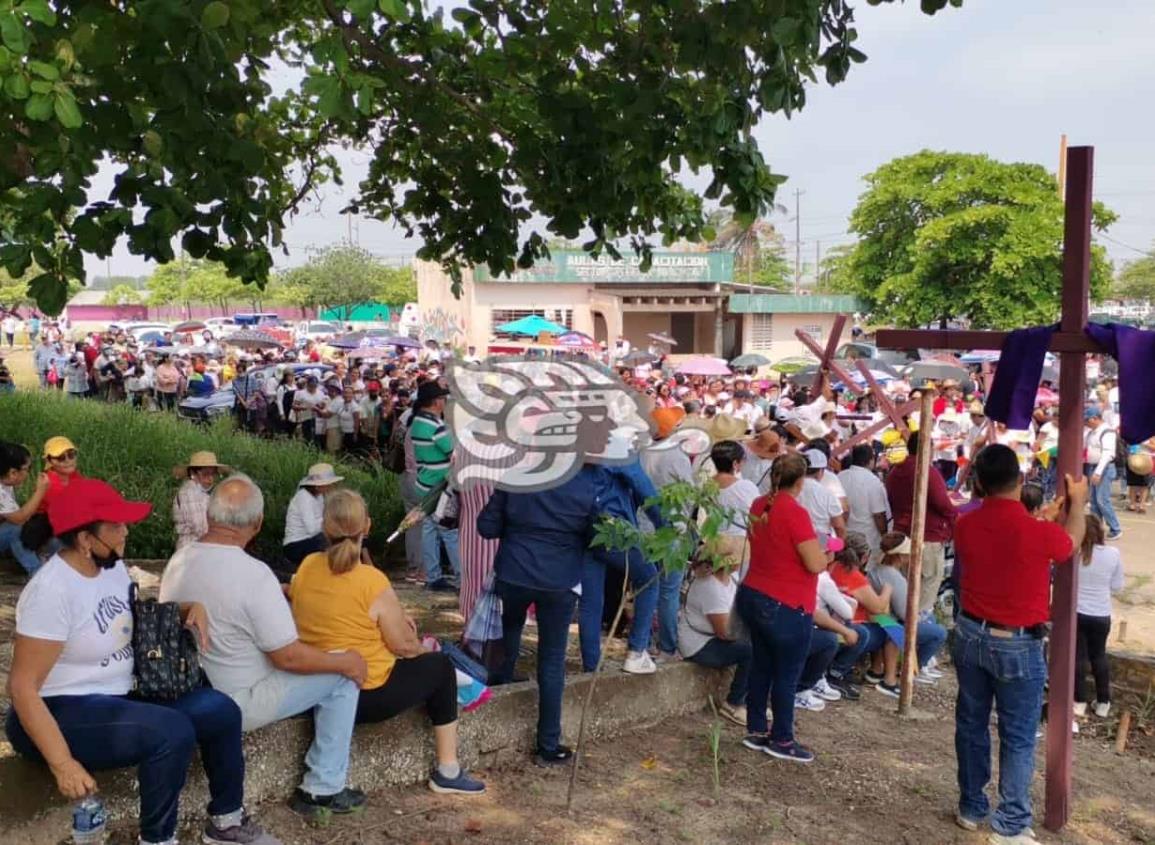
[160,474,370,818]
[797,449,846,538]
[677,566,749,725]
[837,444,890,558]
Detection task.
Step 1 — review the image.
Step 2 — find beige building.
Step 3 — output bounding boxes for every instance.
[416,250,862,359]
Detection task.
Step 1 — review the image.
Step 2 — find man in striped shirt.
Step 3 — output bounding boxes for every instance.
[412,380,460,591]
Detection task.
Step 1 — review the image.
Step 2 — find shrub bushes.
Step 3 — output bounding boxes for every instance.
[0,392,403,561]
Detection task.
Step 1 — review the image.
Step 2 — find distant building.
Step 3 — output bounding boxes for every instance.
[416,250,863,359]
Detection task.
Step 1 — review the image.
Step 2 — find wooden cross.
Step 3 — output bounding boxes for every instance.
[793,314,866,397]
[874,145,1102,833]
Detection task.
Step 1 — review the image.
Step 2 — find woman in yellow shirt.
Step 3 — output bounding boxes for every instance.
[289,490,485,795]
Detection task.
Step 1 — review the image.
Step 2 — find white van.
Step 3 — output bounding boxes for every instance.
[398,303,421,337]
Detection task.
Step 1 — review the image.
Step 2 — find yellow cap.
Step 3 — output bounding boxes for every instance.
[43,436,77,458]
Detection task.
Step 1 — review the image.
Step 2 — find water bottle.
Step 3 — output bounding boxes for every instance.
[71,797,107,844]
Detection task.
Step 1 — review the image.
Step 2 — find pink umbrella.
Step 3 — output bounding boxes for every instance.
[1036,386,1059,405]
[675,357,732,376]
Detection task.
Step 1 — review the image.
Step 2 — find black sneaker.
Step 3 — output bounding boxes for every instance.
[765,740,815,764]
[877,681,900,699]
[534,744,574,767]
[864,670,884,686]
[826,674,862,701]
[289,787,367,821]
[742,734,774,754]
[204,814,283,844]
[426,578,458,593]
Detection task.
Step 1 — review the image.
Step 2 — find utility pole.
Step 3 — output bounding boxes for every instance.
[1057,134,1068,197]
[346,214,353,245]
[793,188,804,295]
[815,240,821,291]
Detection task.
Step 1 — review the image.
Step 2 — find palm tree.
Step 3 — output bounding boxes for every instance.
[708,206,790,291]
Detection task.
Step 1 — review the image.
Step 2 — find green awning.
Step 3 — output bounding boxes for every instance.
[320,302,392,322]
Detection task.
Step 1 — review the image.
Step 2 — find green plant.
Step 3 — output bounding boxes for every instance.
[707,696,723,796]
[0,392,402,561]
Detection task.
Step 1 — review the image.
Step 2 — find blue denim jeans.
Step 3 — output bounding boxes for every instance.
[0,519,41,574]
[260,672,360,797]
[1089,462,1121,534]
[951,615,1047,836]
[5,688,243,843]
[798,627,839,691]
[421,519,461,582]
[656,567,685,655]
[735,586,813,742]
[496,579,577,753]
[686,637,751,707]
[916,613,948,669]
[828,621,886,679]
[579,546,659,669]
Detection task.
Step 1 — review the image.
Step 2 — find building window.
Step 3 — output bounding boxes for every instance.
[749,314,773,350]
[799,324,823,342]
[491,308,573,333]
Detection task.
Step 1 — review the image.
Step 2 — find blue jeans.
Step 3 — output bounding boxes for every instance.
[0,519,41,574]
[496,579,577,753]
[828,622,886,679]
[421,519,461,582]
[916,613,948,669]
[1089,462,1121,534]
[5,688,243,843]
[257,672,360,796]
[952,615,1047,836]
[579,546,659,669]
[657,567,685,655]
[735,586,813,742]
[686,637,751,707]
[797,627,839,691]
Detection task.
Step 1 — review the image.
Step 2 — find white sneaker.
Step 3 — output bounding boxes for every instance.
[794,690,827,712]
[927,656,940,671]
[813,677,842,702]
[921,664,945,679]
[623,651,657,675]
[1073,701,1087,717]
[1094,701,1111,719]
[914,668,939,686]
[1073,720,1080,735]
[989,832,1040,845]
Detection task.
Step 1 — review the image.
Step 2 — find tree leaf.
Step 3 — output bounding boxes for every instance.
[0,14,27,53]
[53,89,82,128]
[24,91,53,120]
[200,1,230,29]
[28,271,68,316]
[378,0,407,20]
[3,72,29,99]
[27,58,59,79]
[16,0,56,26]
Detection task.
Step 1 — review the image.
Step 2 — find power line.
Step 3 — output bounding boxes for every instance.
[1096,233,1150,255]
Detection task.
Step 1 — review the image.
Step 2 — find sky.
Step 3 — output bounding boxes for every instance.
[88,0,1155,279]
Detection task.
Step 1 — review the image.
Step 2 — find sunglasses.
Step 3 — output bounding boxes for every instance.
[50,449,78,461]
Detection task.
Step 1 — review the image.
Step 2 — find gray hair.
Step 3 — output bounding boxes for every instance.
[207,473,265,529]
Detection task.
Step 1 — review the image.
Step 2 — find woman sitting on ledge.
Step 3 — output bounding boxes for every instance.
[5,478,281,845]
[288,489,484,795]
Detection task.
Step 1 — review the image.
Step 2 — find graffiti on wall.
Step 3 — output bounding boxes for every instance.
[423,307,467,345]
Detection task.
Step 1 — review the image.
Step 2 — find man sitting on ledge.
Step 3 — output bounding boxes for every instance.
[161,474,369,821]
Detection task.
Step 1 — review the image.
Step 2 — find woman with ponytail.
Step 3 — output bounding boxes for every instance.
[289,490,484,795]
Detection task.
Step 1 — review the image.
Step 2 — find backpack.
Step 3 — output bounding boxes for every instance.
[1115,430,1128,471]
[129,582,203,700]
[383,411,411,474]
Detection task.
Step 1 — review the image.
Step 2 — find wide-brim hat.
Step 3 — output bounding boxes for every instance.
[651,406,686,440]
[299,462,344,487]
[800,419,831,441]
[48,478,152,535]
[1128,452,1153,476]
[172,451,233,480]
[682,413,748,444]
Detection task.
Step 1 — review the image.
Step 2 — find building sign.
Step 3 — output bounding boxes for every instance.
[474,250,733,285]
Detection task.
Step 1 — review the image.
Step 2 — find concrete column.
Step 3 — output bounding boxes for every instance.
[713,284,724,356]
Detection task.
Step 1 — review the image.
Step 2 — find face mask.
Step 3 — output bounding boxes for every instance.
[92,550,120,570]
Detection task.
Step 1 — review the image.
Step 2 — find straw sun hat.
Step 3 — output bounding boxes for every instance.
[172,451,233,480]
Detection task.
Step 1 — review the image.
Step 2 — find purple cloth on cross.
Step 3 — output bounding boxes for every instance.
[1084,322,1155,443]
[984,324,1057,430]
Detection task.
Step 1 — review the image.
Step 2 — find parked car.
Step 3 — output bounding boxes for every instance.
[834,342,919,370]
[295,320,342,345]
[124,322,172,342]
[177,363,334,422]
[233,312,282,328]
[205,317,240,337]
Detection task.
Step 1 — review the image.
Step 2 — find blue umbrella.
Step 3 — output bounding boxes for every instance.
[495,314,569,336]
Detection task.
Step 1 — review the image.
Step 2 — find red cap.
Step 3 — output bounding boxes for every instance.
[47,478,152,535]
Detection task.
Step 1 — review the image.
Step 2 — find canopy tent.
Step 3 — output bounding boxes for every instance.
[320,302,393,323]
[495,314,569,336]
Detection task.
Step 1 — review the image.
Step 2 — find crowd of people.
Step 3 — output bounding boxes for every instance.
[0,328,1144,845]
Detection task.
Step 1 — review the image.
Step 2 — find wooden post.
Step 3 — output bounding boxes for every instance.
[898,388,936,716]
[1115,710,1132,754]
[1045,145,1093,833]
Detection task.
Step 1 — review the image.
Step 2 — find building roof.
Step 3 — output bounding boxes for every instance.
[728,293,865,314]
[473,250,733,284]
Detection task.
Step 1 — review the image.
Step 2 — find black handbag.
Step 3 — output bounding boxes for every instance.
[129,582,203,700]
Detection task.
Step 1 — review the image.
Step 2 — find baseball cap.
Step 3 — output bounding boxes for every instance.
[47,478,152,535]
[802,448,828,470]
[43,436,77,458]
[1084,406,1102,420]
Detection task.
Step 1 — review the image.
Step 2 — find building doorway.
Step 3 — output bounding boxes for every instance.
[592,311,609,346]
[670,313,695,350]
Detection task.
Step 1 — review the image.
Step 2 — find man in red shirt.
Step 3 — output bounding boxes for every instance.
[885,431,956,613]
[951,444,1087,845]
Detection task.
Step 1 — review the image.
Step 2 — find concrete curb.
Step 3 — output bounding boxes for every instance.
[0,661,725,839]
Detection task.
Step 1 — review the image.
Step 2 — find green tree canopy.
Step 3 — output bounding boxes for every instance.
[1114,246,1155,302]
[272,244,403,319]
[708,211,792,290]
[0,0,962,314]
[829,150,1117,329]
[101,283,142,306]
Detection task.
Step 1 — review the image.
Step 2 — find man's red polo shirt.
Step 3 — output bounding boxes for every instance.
[954,497,1074,627]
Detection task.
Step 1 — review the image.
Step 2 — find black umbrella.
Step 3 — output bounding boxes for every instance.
[621,350,657,365]
[228,330,283,350]
[386,335,422,349]
[906,361,968,385]
[328,332,368,350]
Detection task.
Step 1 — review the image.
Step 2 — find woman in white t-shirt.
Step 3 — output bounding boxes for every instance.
[1074,514,1125,719]
[5,479,278,845]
